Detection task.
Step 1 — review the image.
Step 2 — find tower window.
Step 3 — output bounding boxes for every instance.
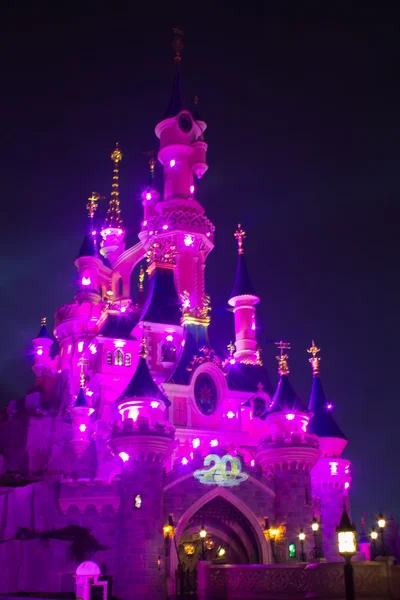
[106,351,112,365]
[253,397,266,418]
[161,341,177,363]
[125,353,131,367]
[305,487,311,505]
[118,277,123,297]
[100,284,104,298]
[114,349,124,366]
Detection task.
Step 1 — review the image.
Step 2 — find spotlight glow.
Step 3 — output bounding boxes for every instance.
[145,192,152,201]
[82,276,91,286]
[37,348,43,356]
[119,451,130,463]
[285,413,295,421]
[170,159,176,167]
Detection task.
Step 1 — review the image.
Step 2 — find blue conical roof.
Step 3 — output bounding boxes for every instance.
[140,266,181,326]
[76,233,111,268]
[308,376,347,440]
[230,253,257,300]
[74,388,88,407]
[167,322,209,385]
[36,323,51,340]
[266,375,308,415]
[119,356,170,406]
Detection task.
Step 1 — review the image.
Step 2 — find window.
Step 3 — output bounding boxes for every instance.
[253,397,266,418]
[305,487,311,505]
[114,349,124,366]
[106,351,112,365]
[125,353,131,367]
[118,277,123,296]
[161,341,177,363]
[194,373,218,415]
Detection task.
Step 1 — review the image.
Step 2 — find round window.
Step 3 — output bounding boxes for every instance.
[178,112,192,133]
[194,372,218,415]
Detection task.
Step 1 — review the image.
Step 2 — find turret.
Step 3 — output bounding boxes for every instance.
[32,317,54,375]
[100,144,126,265]
[256,342,320,562]
[307,341,351,560]
[228,225,260,365]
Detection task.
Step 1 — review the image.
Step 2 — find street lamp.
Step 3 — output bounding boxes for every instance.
[336,505,357,600]
[370,527,378,559]
[377,513,386,556]
[311,516,321,559]
[298,529,306,562]
[199,525,207,560]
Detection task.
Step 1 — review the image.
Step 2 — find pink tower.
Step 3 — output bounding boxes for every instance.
[228,225,260,364]
[307,341,351,561]
[256,342,321,562]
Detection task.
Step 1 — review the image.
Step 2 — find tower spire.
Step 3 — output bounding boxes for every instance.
[234,224,246,255]
[307,340,321,376]
[275,341,291,376]
[104,143,123,230]
[86,192,105,231]
[164,28,184,119]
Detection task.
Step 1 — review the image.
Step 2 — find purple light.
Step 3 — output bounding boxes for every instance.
[285,413,295,421]
[166,334,173,342]
[119,451,130,463]
[181,340,185,347]
[149,230,154,236]
[344,482,350,489]
[190,185,195,194]
[143,220,148,226]
[184,234,194,247]
[229,358,236,364]
[78,341,84,353]
[170,159,176,167]
[181,457,188,465]
[192,438,200,449]
[82,276,91,286]
[251,459,255,467]
[150,401,160,409]
[120,306,127,313]
[227,411,235,419]
[89,344,97,354]
[326,403,333,410]
[79,424,87,433]
[210,439,218,447]
[145,192,152,201]
[91,230,97,236]
[206,232,210,237]
[162,224,168,230]
[37,348,43,356]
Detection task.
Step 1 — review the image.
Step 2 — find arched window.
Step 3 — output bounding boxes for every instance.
[106,351,112,365]
[161,341,177,364]
[253,397,266,418]
[114,348,124,366]
[125,353,131,367]
[118,277,123,297]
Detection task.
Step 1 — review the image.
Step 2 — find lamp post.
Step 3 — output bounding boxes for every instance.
[337,505,357,600]
[299,529,306,562]
[370,528,378,560]
[377,513,386,556]
[311,516,321,559]
[199,525,207,560]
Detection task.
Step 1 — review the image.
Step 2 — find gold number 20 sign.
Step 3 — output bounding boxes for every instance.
[193,454,248,487]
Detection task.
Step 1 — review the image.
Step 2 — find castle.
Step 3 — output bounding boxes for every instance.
[0,33,352,600]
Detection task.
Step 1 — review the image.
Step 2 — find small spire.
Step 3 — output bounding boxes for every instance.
[41,317,46,327]
[172,27,184,64]
[78,358,88,389]
[139,336,148,359]
[234,224,246,255]
[275,341,291,376]
[104,143,123,229]
[138,264,145,292]
[227,341,235,357]
[86,192,105,223]
[307,340,321,376]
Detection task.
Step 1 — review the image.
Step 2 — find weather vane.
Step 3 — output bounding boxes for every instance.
[86,192,105,221]
[307,340,321,376]
[234,224,246,255]
[275,340,291,376]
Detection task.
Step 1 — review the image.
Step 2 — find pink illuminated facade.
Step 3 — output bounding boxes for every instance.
[0,34,355,600]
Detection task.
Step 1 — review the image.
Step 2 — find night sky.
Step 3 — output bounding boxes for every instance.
[1,6,399,529]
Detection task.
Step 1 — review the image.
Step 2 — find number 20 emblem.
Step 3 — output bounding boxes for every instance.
[193,454,248,487]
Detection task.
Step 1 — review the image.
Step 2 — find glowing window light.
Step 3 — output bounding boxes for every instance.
[192,438,201,449]
[119,451,130,463]
[251,319,256,331]
[162,224,168,230]
[330,461,339,475]
[301,419,308,432]
[181,340,185,347]
[206,232,210,237]
[78,341,84,353]
[344,482,350,489]
[120,305,127,313]
[68,345,72,354]
[134,494,142,508]
[338,531,356,554]
[143,220,148,226]
[184,234,194,247]
[91,230,97,236]
[37,348,43,356]
[88,408,94,416]
[145,192,152,201]
[251,459,255,467]
[345,466,350,474]
[114,340,125,348]
[90,344,97,354]
[79,424,87,433]
[286,413,295,421]
[166,334,174,342]
[86,390,94,397]
[82,276,91,286]
[149,230,154,236]
[150,401,159,409]
[229,358,236,364]
[227,411,235,419]
[181,457,189,465]
[128,407,139,421]
[190,452,194,459]
[170,159,176,167]
[210,439,218,447]
[190,185,195,194]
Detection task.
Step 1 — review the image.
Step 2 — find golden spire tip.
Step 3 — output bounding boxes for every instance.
[307,340,321,376]
[234,224,246,255]
[275,340,291,376]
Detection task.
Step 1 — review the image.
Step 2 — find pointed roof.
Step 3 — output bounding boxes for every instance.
[119,356,170,406]
[76,233,111,268]
[140,266,181,326]
[74,387,88,407]
[167,321,209,385]
[229,224,258,302]
[308,375,347,440]
[337,505,355,532]
[266,375,309,415]
[35,318,52,340]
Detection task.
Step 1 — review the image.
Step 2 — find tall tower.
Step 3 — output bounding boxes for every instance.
[307,341,351,561]
[101,143,126,265]
[256,342,320,561]
[228,224,260,364]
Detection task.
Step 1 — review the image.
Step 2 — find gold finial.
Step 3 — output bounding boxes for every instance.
[172,27,184,63]
[41,317,46,326]
[307,340,321,376]
[78,358,88,389]
[234,224,246,255]
[104,143,123,229]
[227,341,235,357]
[256,346,263,367]
[86,191,105,221]
[275,340,291,376]
[139,336,148,359]
[138,264,145,292]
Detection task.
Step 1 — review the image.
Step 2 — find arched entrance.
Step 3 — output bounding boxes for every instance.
[169,487,271,594]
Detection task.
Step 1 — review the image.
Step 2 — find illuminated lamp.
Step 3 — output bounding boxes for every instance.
[143,220,147,226]
[119,451,130,463]
[134,494,141,508]
[183,543,195,555]
[336,506,357,600]
[37,348,43,356]
[184,234,194,247]
[344,482,350,489]
[82,276,91,286]
[162,224,168,230]
[227,411,235,419]
[250,459,255,467]
[181,457,188,465]
[89,344,97,354]
[91,230,97,236]
[169,159,176,167]
[166,335,173,342]
[298,529,306,561]
[79,424,87,433]
[311,516,322,559]
[190,185,195,194]
[285,413,295,421]
[192,438,201,449]
[217,546,226,557]
[377,513,386,556]
[210,439,218,447]
[78,341,84,352]
[145,192,152,201]
[150,401,159,409]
